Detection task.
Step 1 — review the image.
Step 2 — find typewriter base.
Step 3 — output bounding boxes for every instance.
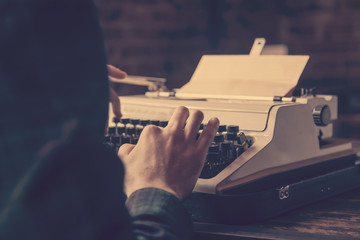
[184,153,360,225]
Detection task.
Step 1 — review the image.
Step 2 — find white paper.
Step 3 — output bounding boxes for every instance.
[178,55,309,97]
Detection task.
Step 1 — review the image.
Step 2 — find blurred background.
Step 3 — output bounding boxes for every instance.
[96,0,360,139]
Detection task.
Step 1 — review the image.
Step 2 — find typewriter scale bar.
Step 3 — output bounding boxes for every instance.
[117,95,294,132]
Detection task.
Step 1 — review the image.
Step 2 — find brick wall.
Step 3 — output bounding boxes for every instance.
[96,0,360,138]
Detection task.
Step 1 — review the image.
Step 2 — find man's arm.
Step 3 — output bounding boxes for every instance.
[120,106,219,239]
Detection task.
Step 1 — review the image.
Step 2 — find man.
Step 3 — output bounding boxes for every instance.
[0,0,218,239]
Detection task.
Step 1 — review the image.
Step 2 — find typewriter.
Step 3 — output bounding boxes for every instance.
[106,39,360,224]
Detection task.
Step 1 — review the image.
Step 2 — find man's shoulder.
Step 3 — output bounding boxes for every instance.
[0,137,129,239]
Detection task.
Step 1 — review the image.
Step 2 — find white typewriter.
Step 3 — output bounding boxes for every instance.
[107,39,355,197]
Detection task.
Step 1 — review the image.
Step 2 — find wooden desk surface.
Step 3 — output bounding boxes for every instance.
[194,141,360,240]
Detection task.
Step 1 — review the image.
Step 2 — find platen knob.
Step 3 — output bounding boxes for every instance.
[312,104,331,126]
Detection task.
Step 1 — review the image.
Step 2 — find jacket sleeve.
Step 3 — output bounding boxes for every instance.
[126,188,193,240]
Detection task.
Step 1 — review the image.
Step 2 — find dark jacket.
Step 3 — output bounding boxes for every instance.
[0,0,192,239]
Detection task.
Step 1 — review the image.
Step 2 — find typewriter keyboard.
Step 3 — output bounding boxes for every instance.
[105,118,253,179]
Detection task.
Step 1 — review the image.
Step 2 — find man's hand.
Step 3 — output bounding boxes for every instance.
[108,65,127,119]
[118,106,219,200]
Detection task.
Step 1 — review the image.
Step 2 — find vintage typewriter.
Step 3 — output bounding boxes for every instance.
[105,39,360,224]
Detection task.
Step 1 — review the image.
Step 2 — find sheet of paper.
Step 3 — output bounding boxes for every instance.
[178,55,309,97]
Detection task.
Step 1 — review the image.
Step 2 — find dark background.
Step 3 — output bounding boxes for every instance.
[96,0,360,138]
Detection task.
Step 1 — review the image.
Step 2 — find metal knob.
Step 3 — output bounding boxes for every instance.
[313,104,331,126]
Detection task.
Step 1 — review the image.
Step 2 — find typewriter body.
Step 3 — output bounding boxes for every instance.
[107,40,359,223]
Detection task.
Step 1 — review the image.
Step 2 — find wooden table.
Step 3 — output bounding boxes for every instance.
[193,141,360,240]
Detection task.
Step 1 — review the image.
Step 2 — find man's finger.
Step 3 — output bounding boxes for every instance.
[118,143,135,159]
[110,88,122,119]
[108,65,127,79]
[167,106,189,131]
[197,117,219,153]
[184,110,204,141]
